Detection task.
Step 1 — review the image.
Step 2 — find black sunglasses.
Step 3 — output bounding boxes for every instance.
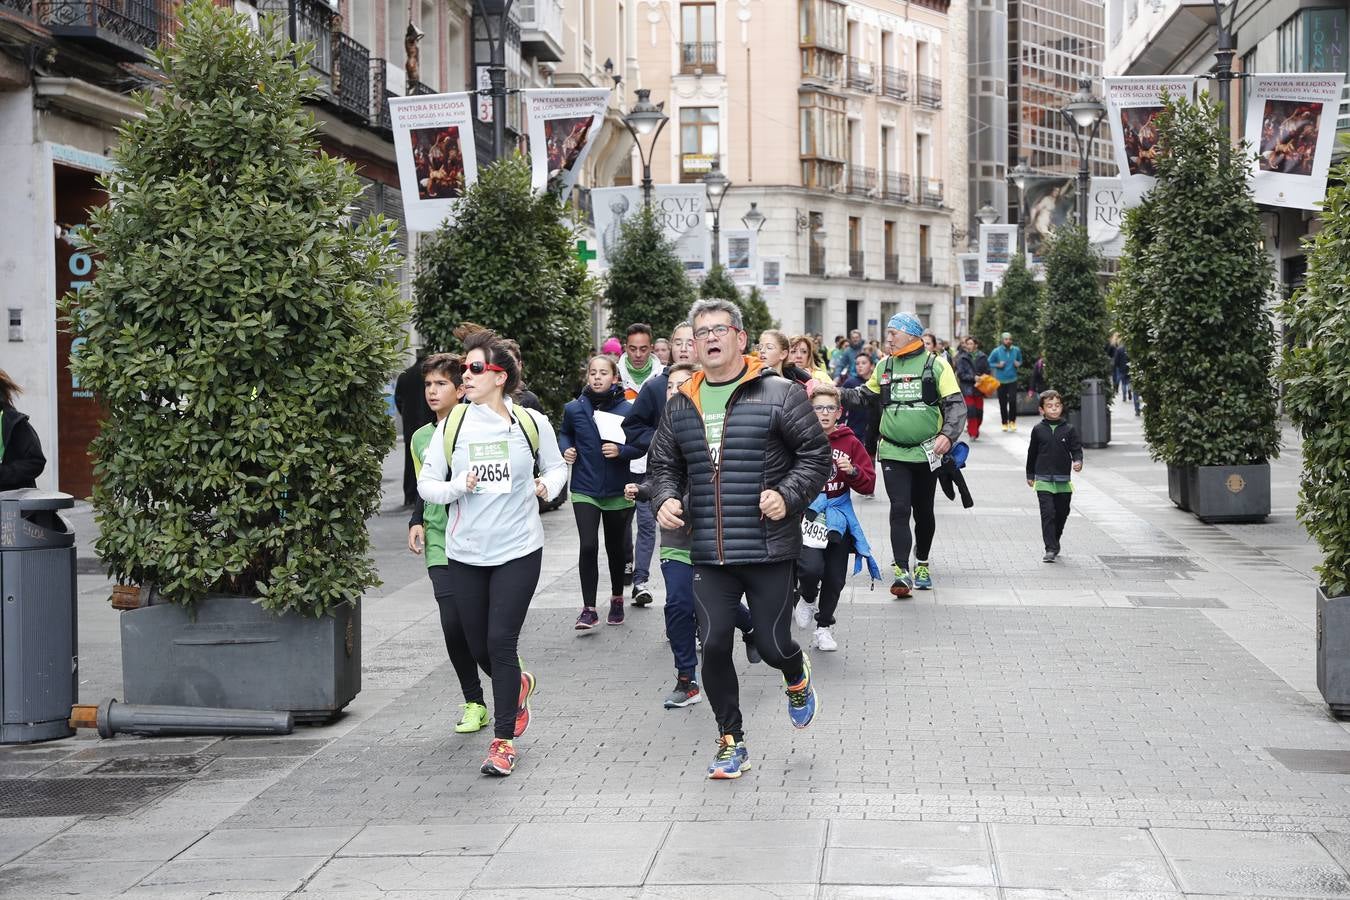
[468,361,506,375]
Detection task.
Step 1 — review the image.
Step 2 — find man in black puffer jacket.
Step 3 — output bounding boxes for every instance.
[647,298,831,780]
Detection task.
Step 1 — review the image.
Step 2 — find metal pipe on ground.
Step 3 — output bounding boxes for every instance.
[70,698,293,738]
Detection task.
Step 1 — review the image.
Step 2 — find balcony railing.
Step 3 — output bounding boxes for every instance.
[809,244,826,277]
[1340,81,1350,132]
[518,0,564,63]
[370,58,393,133]
[917,74,942,108]
[849,250,865,279]
[921,178,944,207]
[38,0,161,59]
[885,253,899,281]
[332,32,370,123]
[882,66,908,101]
[257,0,335,75]
[3,0,32,14]
[846,165,876,196]
[882,172,912,203]
[846,56,876,92]
[919,257,935,285]
[681,41,717,74]
[409,80,436,96]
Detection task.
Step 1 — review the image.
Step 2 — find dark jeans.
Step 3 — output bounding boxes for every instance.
[574,502,634,606]
[798,539,851,628]
[662,560,697,679]
[996,382,1019,424]
[693,561,804,743]
[427,566,485,706]
[881,459,938,568]
[1038,490,1072,554]
[444,549,543,739]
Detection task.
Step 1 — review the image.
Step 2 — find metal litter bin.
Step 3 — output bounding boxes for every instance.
[0,490,77,743]
[1078,377,1111,448]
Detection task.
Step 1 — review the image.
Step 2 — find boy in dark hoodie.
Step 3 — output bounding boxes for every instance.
[1025,389,1084,562]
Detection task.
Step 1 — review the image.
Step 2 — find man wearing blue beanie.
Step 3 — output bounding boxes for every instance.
[841,312,966,596]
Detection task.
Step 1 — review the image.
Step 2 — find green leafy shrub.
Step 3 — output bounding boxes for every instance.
[605,204,695,335]
[1117,94,1278,468]
[1111,191,1164,451]
[741,286,776,339]
[994,254,1043,390]
[414,155,594,420]
[65,0,407,616]
[1040,225,1111,410]
[971,295,1000,355]
[1279,147,1350,595]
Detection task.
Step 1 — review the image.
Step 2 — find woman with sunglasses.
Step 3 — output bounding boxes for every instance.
[560,355,642,630]
[418,329,569,777]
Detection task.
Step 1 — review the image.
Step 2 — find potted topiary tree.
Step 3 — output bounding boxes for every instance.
[1279,146,1350,716]
[994,254,1044,415]
[64,1,407,720]
[605,204,695,335]
[414,155,595,421]
[1041,225,1112,447]
[1117,94,1279,523]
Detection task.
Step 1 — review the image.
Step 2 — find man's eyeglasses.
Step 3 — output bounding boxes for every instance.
[693,324,739,341]
[468,361,506,375]
[811,404,839,414]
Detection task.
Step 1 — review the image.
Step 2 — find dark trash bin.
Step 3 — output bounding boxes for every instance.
[1078,377,1111,448]
[0,489,77,743]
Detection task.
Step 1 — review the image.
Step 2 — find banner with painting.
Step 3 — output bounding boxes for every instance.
[959,253,982,297]
[1245,73,1345,210]
[524,88,611,203]
[979,224,1018,285]
[1103,76,1197,207]
[1087,178,1126,258]
[388,93,479,232]
[1023,177,1076,279]
[721,229,759,287]
[591,185,709,275]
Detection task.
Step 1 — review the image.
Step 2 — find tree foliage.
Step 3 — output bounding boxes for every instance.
[64,0,407,616]
[1040,226,1111,410]
[994,254,1043,390]
[741,286,775,339]
[1115,94,1279,468]
[692,265,773,342]
[604,204,694,336]
[1279,146,1350,595]
[413,155,595,420]
[971,295,1000,356]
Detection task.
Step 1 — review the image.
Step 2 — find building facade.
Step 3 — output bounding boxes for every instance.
[628,0,968,344]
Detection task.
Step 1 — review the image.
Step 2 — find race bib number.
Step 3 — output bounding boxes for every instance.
[469,440,512,494]
[705,412,726,468]
[921,437,942,472]
[801,514,829,549]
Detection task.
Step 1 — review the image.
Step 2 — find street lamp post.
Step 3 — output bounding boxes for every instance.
[1061,79,1107,227]
[741,202,766,234]
[472,0,516,162]
[976,203,999,297]
[1007,159,1032,256]
[622,89,669,208]
[703,159,732,268]
[1210,0,1239,168]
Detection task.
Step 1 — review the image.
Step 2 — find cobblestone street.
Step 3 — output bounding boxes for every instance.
[3,404,1349,898]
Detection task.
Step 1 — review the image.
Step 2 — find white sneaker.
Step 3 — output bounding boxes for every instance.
[813,626,837,652]
[793,599,815,629]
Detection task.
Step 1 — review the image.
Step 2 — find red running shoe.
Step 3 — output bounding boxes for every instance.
[515,670,536,738]
[480,738,516,776]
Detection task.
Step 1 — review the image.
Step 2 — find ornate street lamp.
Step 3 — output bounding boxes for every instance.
[622,88,669,208]
[1006,159,1033,255]
[741,202,766,233]
[976,203,1000,226]
[1061,79,1107,227]
[703,159,732,268]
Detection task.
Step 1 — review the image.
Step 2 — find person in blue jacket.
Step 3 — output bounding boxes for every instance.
[560,355,643,630]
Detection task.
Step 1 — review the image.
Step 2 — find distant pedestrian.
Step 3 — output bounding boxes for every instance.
[653,338,671,367]
[789,334,832,384]
[617,323,659,595]
[1111,335,1140,416]
[394,353,436,506]
[759,329,814,384]
[840,352,878,457]
[1025,390,1084,563]
[955,336,990,440]
[602,336,622,357]
[989,332,1023,431]
[0,369,45,491]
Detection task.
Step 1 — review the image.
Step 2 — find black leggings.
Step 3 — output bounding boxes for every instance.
[444,549,542,739]
[798,539,851,627]
[881,459,938,568]
[997,382,1019,424]
[427,566,485,706]
[694,561,804,743]
[574,502,634,607]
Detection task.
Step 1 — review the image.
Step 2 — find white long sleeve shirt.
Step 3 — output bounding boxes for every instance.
[417,399,568,567]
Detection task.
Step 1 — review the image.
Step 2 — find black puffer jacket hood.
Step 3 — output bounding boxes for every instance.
[646,357,830,565]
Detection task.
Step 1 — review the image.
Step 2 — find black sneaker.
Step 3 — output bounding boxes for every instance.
[631,582,654,607]
[607,597,625,625]
[575,608,600,630]
[742,629,762,665]
[663,677,703,709]
[1042,551,1057,563]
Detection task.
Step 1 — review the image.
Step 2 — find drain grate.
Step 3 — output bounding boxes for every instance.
[1267,748,1350,775]
[89,756,212,776]
[1128,595,1227,609]
[0,777,182,817]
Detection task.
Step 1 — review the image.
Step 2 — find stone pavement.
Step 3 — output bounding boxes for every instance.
[3,402,1350,898]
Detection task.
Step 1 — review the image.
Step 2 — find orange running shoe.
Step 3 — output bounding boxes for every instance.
[481,738,517,776]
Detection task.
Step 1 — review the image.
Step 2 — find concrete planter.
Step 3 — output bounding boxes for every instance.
[1317,586,1350,719]
[1167,464,1190,511]
[1185,462,1270,524]
[121,595,359,724]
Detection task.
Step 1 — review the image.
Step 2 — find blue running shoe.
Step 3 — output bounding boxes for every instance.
[914,563,933,590]
[707,734,751,779]
[784,653,819,729]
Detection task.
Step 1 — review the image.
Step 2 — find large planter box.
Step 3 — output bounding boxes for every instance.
[1167,464,1190,511]
[121,595,359,724]
[1318,586,1350,719]
[1186,462,1270,524]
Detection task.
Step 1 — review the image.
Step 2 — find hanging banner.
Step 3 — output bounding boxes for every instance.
[761,256,783,295]
[958,253,982,297]
[1103,76,1197,207]
[979,224,1018,285]
[1246,73,1345,210]
[1088,177,1126,258]
[1024,177,1076,276]
[524,88,611,202]
[721,229,759,287]
[388,92,479,233]
[591,185,709,275]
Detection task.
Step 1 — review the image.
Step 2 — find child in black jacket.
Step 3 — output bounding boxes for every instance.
[1025,390,1083,562]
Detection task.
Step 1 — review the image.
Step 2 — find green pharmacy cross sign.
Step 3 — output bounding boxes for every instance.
[575,240,598,265]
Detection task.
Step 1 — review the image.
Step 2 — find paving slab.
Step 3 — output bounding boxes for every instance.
[1166,857,1350,897]
[991,824,1159,856]
[1151,828,1336,863]
[821,847,996,886]
[827,819,988,850]
[994,851,1179,892]
[0,858,161,896]
[300,854,489,892]
[133,855,329,893]
[646,844,821,884]
[471,848,659,888]
[338,823,514,857]
[22,829,205,862]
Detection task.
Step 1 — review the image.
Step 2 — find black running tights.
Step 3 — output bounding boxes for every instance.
[574,503,634,607]
[881,459,938,568]
[427,566,485,706]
